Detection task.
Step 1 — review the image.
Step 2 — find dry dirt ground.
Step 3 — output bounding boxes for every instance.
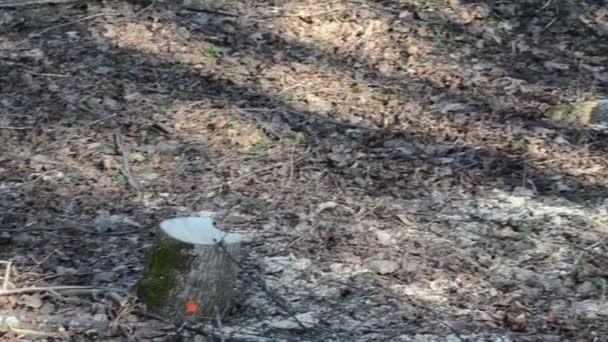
[1,0,608,341]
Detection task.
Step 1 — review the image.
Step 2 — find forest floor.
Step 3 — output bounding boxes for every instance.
[1,0,608,341]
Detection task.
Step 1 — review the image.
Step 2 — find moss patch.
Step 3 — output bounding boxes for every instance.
[137,237,187,310]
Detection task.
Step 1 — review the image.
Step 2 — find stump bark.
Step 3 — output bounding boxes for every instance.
[137,217,240,321]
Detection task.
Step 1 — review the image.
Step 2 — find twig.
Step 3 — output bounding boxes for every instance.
[537,0,555,12]
[0,285,104,296]
[8,326,54,337]
[0,211,141,235]
[2,262,11,291]
[0,126,33,130]
[114,133,142,192]
[85,113,117,127]
[24,71,68,78]
[0,0,83,8]
[542,16,558,32]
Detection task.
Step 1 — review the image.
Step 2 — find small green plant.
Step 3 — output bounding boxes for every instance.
[65,171,83,183]
[144,166,156,174]
[86,98,101,109]
[486,16,502,28]
[247,138,274,154]
[594,278,606,291]
[350,83,363,93]
[432,29,448,47]
[201,45,220,58]
[288,132,306,145]
[459,34,478,45]
[98,144,116,155]
[421,0,442,10]
[115,175,127,186]
[515,224,530,241]
[226,121,241,131]
[550,103,574,120]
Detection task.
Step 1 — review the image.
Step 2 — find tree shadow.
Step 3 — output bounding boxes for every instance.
[2,0,608,198]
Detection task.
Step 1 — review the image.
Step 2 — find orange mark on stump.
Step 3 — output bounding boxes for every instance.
[185,299,199,314]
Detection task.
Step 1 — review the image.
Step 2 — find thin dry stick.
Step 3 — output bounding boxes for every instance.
[542,16,558,32]
[85,113,117,127]
[0,285,95,296]
[0,126,33,130]
[2,262,11,291]
[0,0,84,8]
[537,0,555,12]
[24,71,68,78]
[114,133,141,192]
[288,144,295,185]
[9,327,54,337]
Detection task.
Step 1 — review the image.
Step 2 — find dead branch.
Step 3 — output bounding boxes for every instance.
[0,0,84,8]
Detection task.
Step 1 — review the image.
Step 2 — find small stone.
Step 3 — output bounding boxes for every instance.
[155,140,181,155]
[92,313,109,322]
[367,259,400,275]
[143,172,159,180]
[130,152,146,162]
[399,10,414,20]
[375,230,393,246]
[305,94,332,113]
[55,266,77,274]
[20,294,43,309]
[576,281,597,298]
[103,97,121,111]
[94,271,115,283]
[0,11,15,26]
[192,13,210,26]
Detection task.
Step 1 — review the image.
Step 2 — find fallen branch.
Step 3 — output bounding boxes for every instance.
[0,126,33,130]
[0,285,120,296]
[0,0,84,8]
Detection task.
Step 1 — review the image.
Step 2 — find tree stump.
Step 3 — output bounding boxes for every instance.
[137,217,241,321]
